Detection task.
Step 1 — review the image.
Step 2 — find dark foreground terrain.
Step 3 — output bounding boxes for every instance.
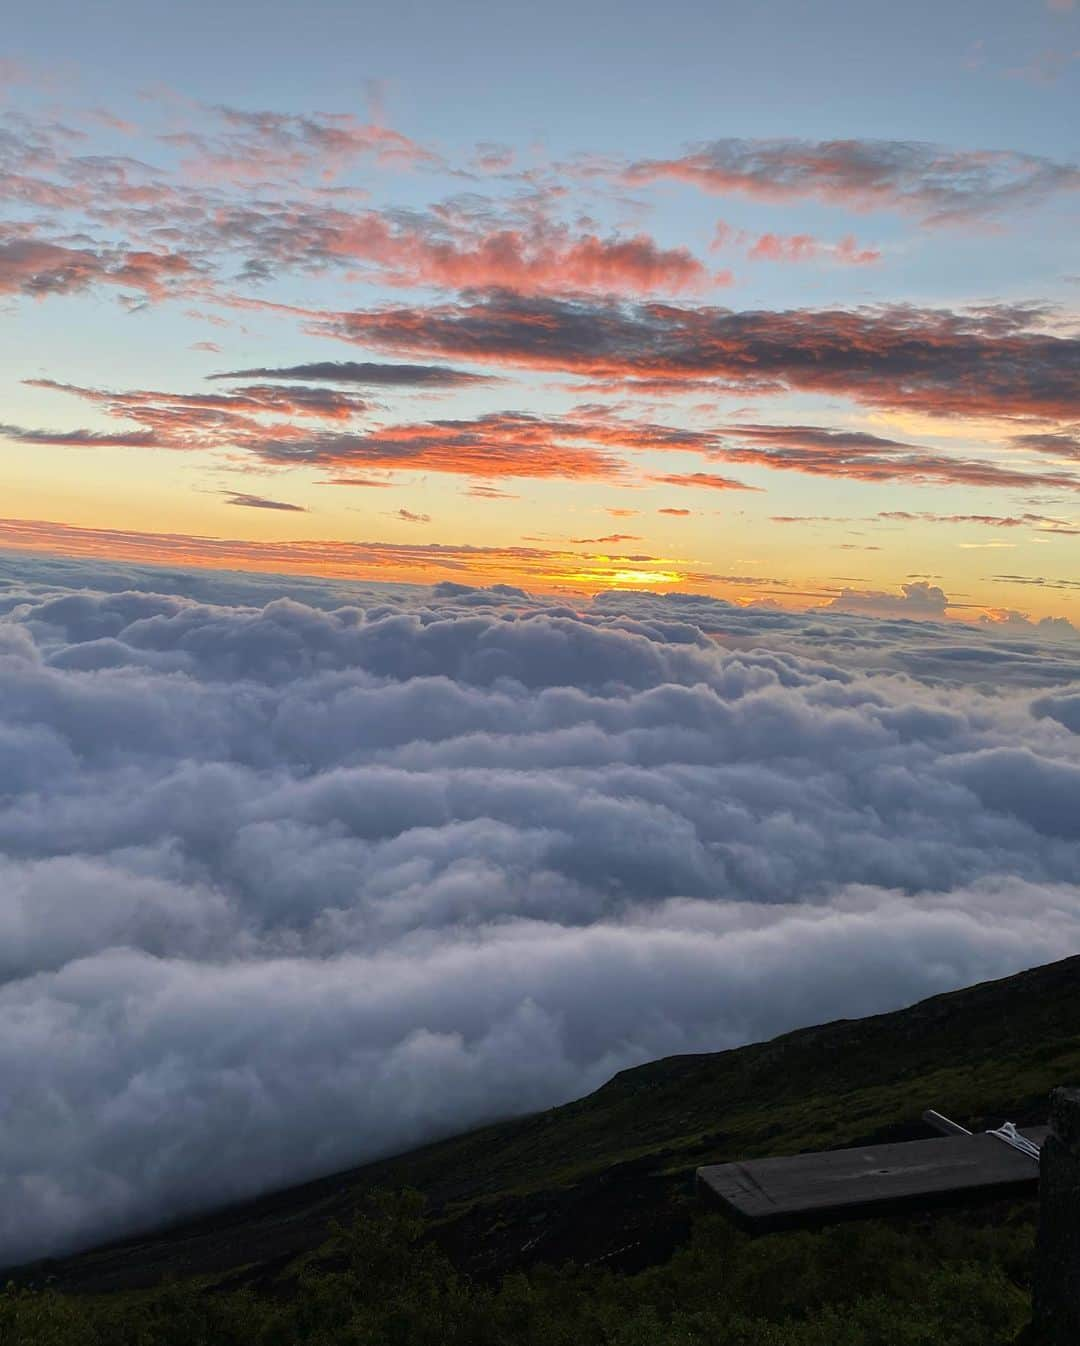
[5,955,1080,1344]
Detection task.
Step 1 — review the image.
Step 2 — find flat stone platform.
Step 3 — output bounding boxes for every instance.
[698,1128,1046,1233]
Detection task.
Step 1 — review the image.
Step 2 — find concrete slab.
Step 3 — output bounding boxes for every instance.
[697,1128,1047,1233]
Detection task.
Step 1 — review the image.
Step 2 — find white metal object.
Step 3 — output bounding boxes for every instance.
[987,1121,1042,1162]
[924,1108,1040,1163]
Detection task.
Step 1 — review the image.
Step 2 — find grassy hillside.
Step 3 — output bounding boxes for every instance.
[5,955,1079,1343]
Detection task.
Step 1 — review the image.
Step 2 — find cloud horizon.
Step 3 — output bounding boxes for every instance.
[1,556,1079,1265]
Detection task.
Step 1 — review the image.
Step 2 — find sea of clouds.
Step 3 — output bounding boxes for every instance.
[2,550,1079,1266]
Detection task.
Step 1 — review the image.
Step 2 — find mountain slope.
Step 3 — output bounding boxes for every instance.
[14,954,1080,1294]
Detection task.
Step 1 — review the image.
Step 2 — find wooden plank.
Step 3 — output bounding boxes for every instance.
[697,1128,1047,1233]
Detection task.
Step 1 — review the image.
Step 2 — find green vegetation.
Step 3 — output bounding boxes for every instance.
[5,955,1079,1344]
[0,1191,1036,1345]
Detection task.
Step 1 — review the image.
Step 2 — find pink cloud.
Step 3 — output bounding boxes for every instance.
[0,234,196,300]
[713,220,880,265]
[627,138,1080,226]
[224,202,713,295]
[167,106,440,184]
[748,231,880,265]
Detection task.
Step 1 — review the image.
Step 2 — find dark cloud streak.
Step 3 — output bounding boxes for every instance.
[319,292,1079,424]
[209,361,495,388]
[625,137,1080,225]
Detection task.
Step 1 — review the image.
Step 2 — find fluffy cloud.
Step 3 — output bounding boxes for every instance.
[1,556,1079,1266]
[820,580,951,619]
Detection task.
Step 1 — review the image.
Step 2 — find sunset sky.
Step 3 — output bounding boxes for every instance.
[2,0,1078,624]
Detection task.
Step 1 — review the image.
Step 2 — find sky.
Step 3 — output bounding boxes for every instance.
[1,0,1078,624]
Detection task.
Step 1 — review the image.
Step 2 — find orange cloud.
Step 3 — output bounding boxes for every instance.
[6,382,748,484]
[649,472,761,491]
[4,385,631,481]
[11,375,1079,497]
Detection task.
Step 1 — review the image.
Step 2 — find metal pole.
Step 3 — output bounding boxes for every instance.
[921,1108,972,1137]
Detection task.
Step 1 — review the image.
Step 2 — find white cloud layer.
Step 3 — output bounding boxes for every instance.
[1,552,1079,1265]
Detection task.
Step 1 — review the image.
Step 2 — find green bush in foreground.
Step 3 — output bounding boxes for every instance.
[0,1191,1034,1346]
